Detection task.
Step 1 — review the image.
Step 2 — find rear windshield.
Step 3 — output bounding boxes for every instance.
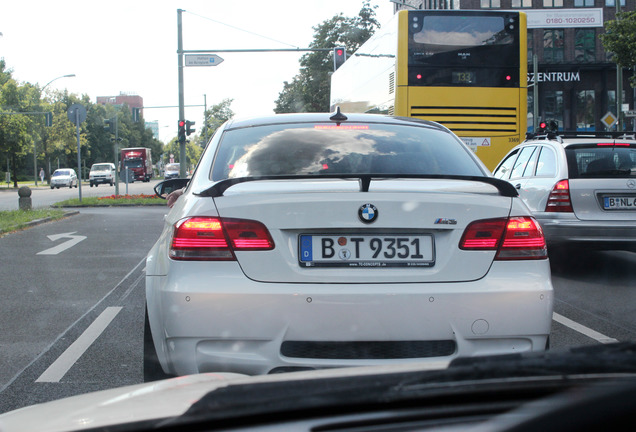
[566,144,636,178]
[211,122,483,181]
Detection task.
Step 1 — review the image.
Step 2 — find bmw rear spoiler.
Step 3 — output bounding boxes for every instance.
[198,174,518,198]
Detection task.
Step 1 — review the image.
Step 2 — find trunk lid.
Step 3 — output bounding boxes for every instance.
[210,179,513,283]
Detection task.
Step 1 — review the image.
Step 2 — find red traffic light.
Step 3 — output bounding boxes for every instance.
[333,46,347,71]
[179,120,185,127]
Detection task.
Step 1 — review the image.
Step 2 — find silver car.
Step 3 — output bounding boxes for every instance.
[50,168,78,189]
[164,163,180,180]
[493,131,636,253]
[145,112,553,381]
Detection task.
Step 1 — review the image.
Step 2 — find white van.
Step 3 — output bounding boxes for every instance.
[89,163,116,187]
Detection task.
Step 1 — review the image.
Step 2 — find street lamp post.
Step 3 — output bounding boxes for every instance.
[41,74,76,94]
[36,74,75,186]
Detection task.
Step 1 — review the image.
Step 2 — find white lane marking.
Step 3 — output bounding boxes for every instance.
[36,307,122,383]
[37,232,87,255]
[553,312,619,344]
[1,259,145,394]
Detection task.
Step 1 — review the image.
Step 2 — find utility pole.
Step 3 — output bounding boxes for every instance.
[616,0,623,131]
[177,8,187,178]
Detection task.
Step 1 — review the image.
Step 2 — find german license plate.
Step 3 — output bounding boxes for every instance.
[603,196,636,210]
[299,234,435,268]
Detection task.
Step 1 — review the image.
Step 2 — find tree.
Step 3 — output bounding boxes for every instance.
[600,11,636,87]
[45,92,88,174]
[0,63,42,186]
[0,56,164,183]
[162,137,202,172]
[274,1,380,113]
[195,98,235,147]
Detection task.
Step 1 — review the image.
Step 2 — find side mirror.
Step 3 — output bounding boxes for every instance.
[154,178,190,199]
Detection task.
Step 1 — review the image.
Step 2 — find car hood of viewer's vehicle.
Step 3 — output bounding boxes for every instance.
[3,344,636,432]
[0,373,245,432]
[0,363,447,432]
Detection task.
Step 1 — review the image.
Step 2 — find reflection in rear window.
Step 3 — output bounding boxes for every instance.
[566,145,636,178]
[211,123,483,181]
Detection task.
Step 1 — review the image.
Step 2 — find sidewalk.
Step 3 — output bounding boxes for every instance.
[0,182,89,192]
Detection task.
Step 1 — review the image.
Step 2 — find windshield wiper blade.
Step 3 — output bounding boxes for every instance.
[199,174,518,198]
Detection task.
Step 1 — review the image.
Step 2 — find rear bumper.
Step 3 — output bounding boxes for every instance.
[537,215,636,250]
[146,260,554,376]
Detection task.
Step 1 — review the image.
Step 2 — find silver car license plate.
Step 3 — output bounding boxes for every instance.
[603,196,636,210]
[299,234,435,268]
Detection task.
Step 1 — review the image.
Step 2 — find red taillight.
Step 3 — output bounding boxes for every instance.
[170,217,274,261]
[459,219,506,250]
[497,217,547,260]
[460,217,547,260]
[545,179,573,212]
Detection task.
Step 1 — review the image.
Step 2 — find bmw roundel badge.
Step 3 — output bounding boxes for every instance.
[358,203,378,224]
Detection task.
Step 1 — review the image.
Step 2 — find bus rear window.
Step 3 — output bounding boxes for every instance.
[413,16,510,49]
[408,12,519,70]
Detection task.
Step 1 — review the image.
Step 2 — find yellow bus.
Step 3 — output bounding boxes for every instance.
[330,9,527,170]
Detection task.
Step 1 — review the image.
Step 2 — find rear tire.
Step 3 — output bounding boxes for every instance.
[144,307,173,383]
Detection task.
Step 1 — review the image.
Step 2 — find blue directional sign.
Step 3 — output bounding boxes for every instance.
[185,54,224,67]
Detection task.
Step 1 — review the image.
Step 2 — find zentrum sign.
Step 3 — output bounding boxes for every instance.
[528,71,581,84]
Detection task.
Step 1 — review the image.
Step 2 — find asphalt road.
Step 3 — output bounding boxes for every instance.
[0,206,167,413]
[0,180,159,211]
[0,203,635,414]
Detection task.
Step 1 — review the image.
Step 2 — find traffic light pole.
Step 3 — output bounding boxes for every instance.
[177,9,187,178]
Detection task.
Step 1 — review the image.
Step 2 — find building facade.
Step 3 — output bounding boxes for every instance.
[96,92,144,120]
[392,0,635,132]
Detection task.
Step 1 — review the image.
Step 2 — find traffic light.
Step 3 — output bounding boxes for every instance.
[333,46,346,71]
[45,112,53,127]
[104,118,114,133]
[536,120,558,134]
[178,120,186,143]
[185,120,195,136]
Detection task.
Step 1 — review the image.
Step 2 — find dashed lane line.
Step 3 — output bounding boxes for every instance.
[553,312,619,344]
[36,307,122,383]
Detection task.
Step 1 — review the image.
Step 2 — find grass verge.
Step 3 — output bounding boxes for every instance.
[53,194,165,207]
[0,208,67,234]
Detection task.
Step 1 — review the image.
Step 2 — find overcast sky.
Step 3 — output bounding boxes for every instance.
[0,0,395,143]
